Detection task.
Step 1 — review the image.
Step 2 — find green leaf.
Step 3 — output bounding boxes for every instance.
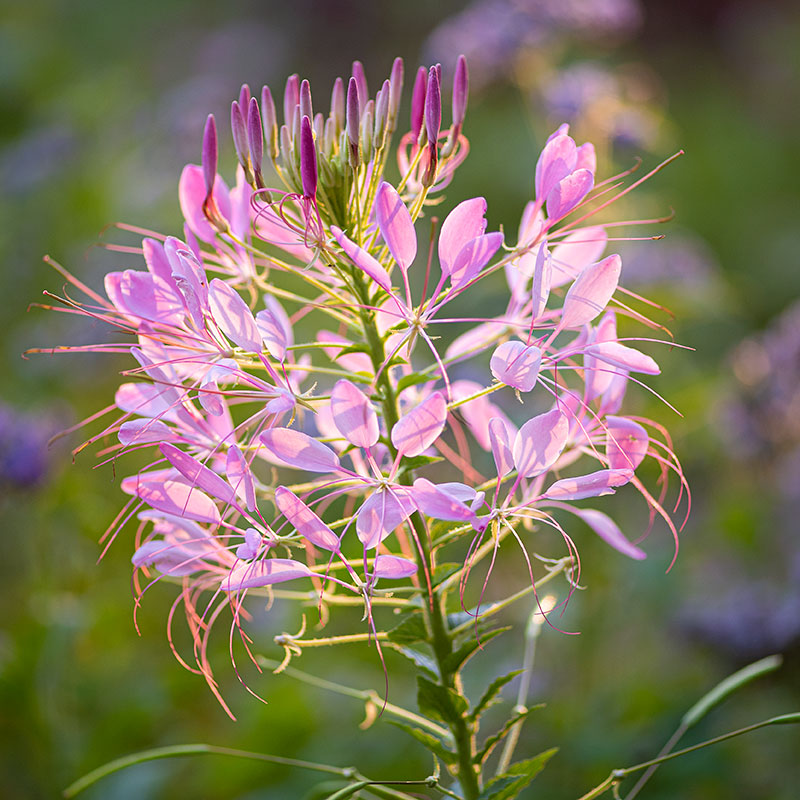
[681,654,782,729]
[432,562,461,587]
[387,613,427,645]
[397,372,435,393]
[474,705,544,764]
[444,627,510,675]
[389,645,439,679]
[417,676,469,727]
[388,721,458,766]
[469,670,524,723]
[477,749,558,800]
[396,454,444,474]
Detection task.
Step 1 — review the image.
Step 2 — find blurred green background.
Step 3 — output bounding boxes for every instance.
[2,0,799,798]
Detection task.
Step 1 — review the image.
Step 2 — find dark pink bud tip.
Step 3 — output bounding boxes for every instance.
[425,66,441,146]
[410,66,427,138]
[299,78,313,122]
[346,76,360,148]
[300,115,317,198]
[352,60,368,107]
[238,83,251,110]
[452,55,468,127]
[202,114,218,195]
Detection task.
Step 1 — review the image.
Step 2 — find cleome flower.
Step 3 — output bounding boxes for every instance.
[32,53,688,711]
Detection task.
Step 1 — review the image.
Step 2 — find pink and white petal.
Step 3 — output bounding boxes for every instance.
[530,244,553,323]
[274,487,340,551]
[517,201,545,243]
[575,142,597,174]
[391,391,447,458]
[259,428,341,473]
[226,445,257,511]
[550,226,608,289]
[570,507,644,560]
[135,477,221,525]
[546,168,594,222]
[208,279,262,352]
[489,417,514,478]
[535,134,577,201]
[142,238,173,282]
[256,308,287,361]
[115,382,181,421]
[224,558,314,591]
[356,490,411,549]
[560,254,621,330]
[411,477,476,522]
[159,443,238,507]
[445,321,498,361]
[490,341,542,392]
[330,379,379,448]
[373,555,418,579]
[179,165,232,244]
[449,231,504,288]
[542,468,633,501]
[452,380,517,451]
[119,418,173,446]
[331,226,394,295]
[438,197,488,276]
[605,416,650,471]
[584,341,660,375]
[375,181,417,271]
[512,409,570,478]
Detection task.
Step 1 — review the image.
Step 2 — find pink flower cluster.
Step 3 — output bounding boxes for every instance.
[39,56,686,707]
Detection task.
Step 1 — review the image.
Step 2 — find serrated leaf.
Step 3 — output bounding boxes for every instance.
[388,721,458,765]
[444,627,510,675]
[397,372,435,393]
[469,670,525,723]
[446,611,475,629]
[417,675,469,726]
[477,748,558,800]
[396,454,444,473]
[474,705,544,764]
[387,613,427,645]
[389,644,439,679]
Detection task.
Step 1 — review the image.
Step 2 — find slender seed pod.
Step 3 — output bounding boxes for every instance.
[425,66,442,147]
[300,115,317,198]
[346,76,360,169]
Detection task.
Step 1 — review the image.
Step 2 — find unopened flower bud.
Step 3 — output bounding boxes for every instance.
[261,85,279,160]
[351,60,368,108]
[452,54,468,129]
[346,76,360,169]
[410,66,426,141]
[323,116,336,157]
[231,100,250,172]
[299,79,313,123]
[238,83,251,111]
[201,113,218,197]
[284,73,300,127]
[388,57,404,128]
[424,66,441,147]
[373,80,389,149]
[360,102,374,165]
[313,112,324,145]
[330,76,345,132]
[247,96,264,184]
[300,115,317,198]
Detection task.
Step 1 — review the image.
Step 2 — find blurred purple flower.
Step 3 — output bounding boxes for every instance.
[0,403,61,488]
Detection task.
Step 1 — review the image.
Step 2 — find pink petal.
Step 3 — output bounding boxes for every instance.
[331,226,394,295]
[118,418,172,445]
[356,489,411,549]
[168,246,209,328]
[208,279,262,352]
[135,477,221,524]
[224,558,313,591]
[254,206,316,263]
[512,409,570,478]
[256,308,287,361]
[605,416,649,470]
[542,468,633,500]
[274,487,340,551]
[375,181,417,271]
[159,443,238,507]
[584,313,619,400]
[330,379,379,448]
[104,270,183,323]
[179,164,231,244]
[546,168,594,222]
[584,341,660,375]
[489,417,514,478]
[318,331,374,374]
[260,428,341,472]
[490,340,542,392]
[575,142,596,173]
[391,391,447,458]
[412,477,476,522]
[530,244,552,322]
[518,201,544,243]
[535,134,577,201]
[115,382,180,421]
[445,321,498,361]
[451,380,517,451]
[449,231,504,288]
[142,238,173,282]
[577,508,645,560]
[226,446,257,511]
[560,254,621,330]
[550,226,607,289]
[373,555,417,579]
[438,197,488,277]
